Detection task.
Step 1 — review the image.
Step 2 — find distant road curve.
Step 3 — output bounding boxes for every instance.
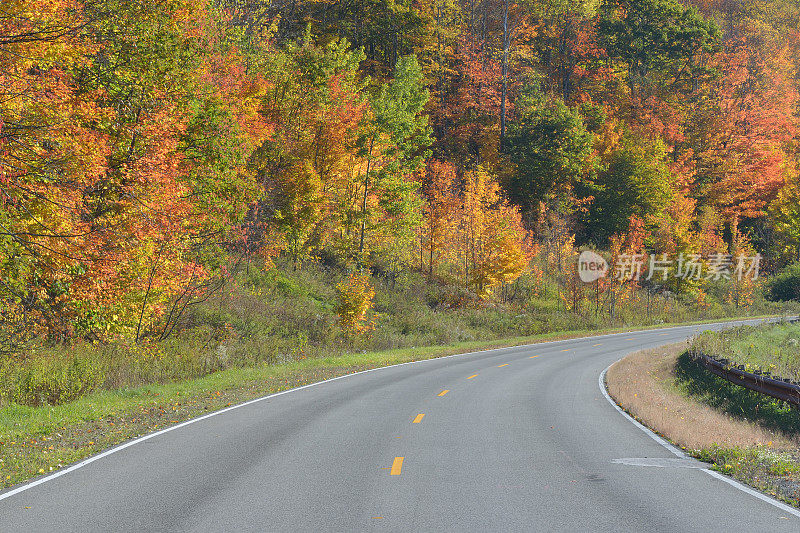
[2,318,798,532]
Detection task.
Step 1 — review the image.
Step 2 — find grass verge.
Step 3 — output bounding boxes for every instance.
[692,320,800,381]
[607,344,800,506]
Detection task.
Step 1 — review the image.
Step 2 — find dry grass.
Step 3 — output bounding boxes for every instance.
[606,343,798,450]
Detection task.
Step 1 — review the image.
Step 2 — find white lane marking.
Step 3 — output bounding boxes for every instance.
[599,364,800,519]
[599,367,684,458]
[0,317,782,502]
[704,469,800,517]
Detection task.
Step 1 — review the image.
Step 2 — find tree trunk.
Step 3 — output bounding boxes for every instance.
[500,0,510,141]
[358,137,375,258]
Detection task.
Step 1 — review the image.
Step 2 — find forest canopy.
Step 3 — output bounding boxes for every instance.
[2,0,799,346]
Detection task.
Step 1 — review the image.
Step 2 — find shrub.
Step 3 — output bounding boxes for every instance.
[767,262,800,302]
[1,353,105,406]
[335,273,377,335]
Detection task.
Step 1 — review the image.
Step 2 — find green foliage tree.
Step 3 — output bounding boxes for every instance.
[503,89,596,214]
[769,175,800,265]
[598,0,720,95]
[767,263,800,302]
[583,132,674,245]
[357,54,433,267]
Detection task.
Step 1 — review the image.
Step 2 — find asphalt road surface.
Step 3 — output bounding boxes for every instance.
[2,319,799,532]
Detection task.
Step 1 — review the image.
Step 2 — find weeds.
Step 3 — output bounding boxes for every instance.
[1,262,793,408]
[609,345,800,507]
[692,321,800,381]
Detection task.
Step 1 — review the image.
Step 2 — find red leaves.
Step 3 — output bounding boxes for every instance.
[700,31,799,220]
[0,0,280,340]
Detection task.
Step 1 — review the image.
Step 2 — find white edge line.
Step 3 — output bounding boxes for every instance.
[0,317,784,502]
[599,366,685,458]
[599,362,800,519]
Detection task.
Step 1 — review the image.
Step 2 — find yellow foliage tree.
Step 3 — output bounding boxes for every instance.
[461,167,529,297]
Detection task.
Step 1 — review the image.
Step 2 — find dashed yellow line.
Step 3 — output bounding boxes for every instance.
[498,363,509,367]
[412,413,425,424]
[529,355,539,359]
[560,348,571,352]
[467,374,478,380]
[390,457,404,475]
[592,343,602,347]
[438,390,449,396]
[659,333,669,336]
[624,338,635,341]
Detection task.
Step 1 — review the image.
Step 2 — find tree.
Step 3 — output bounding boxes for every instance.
[356,54,432,267]
[1,0,272,341]
[420,160,459,278]
[691,30,798,224]
[504,89,596,215]
[461,167,528,296]
[254,39,367,265]
[769,172,800,264]
[530,0,604,102]
[335,272,377,335]
[498,0,531,140]
[584,131,674,245]
[598,0,719,97]
[431,33,502,169]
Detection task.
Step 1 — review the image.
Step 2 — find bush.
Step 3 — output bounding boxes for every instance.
[767,262,800,302]
[1,353,105,406]
[335,273,377,335]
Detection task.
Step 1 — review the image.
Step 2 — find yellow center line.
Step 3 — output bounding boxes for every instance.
[560,348,571,352]
[659,333,669,336]
[498,363,509,367]
[412,413,425,423]
[390,457,404,475]
[624,338,635,341]
[372,517,383,520]
[592,343,602,347]
[529,355,539,359]
[438,389,449,396]
[467,374,478,379]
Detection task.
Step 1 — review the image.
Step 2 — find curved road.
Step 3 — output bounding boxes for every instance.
[2,320,798,532]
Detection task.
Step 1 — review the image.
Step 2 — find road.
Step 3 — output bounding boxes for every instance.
[2,320,798,532]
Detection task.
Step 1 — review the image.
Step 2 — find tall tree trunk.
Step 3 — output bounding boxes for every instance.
[359,137,375,258]
[500,0,510,141]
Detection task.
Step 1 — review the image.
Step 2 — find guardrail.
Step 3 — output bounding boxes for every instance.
[690,351,800,407]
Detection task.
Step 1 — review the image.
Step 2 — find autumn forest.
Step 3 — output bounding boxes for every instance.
[2,0,800,381]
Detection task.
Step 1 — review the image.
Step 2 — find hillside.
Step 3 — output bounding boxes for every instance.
[2,0,800,394]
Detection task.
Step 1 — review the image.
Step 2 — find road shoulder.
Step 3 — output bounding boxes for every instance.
[606,343,800,506]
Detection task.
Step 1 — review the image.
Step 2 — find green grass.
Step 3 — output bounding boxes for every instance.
[669,350,800,506]
[672,351,800,436]
[692,321,800,381]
